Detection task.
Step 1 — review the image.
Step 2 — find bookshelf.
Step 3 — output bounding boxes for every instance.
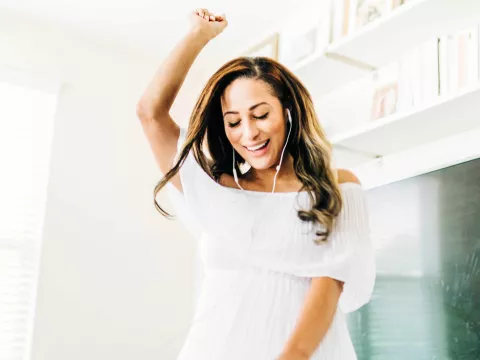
[293,0,480,98]
[284,0,480,172]
[330,0,480,68]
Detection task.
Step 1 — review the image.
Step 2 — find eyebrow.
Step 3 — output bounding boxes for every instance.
[222,102,269,118]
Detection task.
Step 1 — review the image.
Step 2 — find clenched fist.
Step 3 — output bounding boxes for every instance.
[189,8,228,42]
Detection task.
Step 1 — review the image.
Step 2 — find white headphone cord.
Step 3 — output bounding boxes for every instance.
[271,119,292,193]
[232,147,244,190]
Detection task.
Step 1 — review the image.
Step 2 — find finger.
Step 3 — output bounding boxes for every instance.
[196,8,207,17]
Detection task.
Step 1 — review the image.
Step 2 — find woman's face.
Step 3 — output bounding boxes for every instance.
[221,78,287,171]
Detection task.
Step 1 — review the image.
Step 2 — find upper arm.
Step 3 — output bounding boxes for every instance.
[337,168,361,185]
[138,114,183,192]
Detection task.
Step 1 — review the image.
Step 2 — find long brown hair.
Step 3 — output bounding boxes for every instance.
[154,56,344,244]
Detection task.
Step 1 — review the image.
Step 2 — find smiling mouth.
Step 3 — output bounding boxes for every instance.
[244,139,270,152]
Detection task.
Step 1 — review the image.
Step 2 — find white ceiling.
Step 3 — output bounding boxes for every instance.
[0,0,300,68]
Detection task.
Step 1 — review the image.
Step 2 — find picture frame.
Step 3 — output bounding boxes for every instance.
[371,82,398,120]
[278,0,332,68]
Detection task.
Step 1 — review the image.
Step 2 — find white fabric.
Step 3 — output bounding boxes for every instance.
[166,127,376,360]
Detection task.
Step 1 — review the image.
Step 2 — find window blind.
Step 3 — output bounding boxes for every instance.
[0,72,58,360]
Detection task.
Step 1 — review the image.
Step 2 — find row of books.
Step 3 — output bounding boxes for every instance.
[332,0,417,42]
[371,24,480,120]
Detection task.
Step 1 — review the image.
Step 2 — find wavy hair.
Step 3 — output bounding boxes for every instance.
[153,56,344,244]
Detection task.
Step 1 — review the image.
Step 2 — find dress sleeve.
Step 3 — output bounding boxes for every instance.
[284,184,376,313]
[322,184,376,313]
[165,127,204,239]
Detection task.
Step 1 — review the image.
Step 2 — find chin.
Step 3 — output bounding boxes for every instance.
[246,158,272,171]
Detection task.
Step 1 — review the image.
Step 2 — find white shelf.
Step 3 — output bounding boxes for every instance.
[329,84,480,168]
[330,0,480,68]
[293,0,480,98]
[292,52,371,98]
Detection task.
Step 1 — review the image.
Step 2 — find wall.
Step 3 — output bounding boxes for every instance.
[0,8,205,360]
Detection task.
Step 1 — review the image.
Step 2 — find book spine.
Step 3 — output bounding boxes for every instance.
[438,36,449,97]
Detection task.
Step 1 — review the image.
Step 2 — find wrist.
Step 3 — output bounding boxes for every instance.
[278,346,311,360]
[187,27,212,45]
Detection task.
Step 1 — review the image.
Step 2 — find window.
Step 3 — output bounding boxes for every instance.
[0,68,59,360]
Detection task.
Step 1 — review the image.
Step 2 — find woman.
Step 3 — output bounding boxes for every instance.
[136,8,376,360]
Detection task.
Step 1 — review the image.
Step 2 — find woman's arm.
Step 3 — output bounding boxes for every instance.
[278,172,362,359]
[136,9,227,121]
[136,9,227,189]
[277,277,343,360]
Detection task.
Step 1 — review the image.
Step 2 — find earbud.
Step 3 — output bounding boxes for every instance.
[287,108,292,124]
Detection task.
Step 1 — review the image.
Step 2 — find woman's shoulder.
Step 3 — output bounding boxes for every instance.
[336,168,362,186]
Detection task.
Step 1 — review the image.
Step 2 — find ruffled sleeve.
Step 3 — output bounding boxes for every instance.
[278,183,376,313]
[320,183,376,313]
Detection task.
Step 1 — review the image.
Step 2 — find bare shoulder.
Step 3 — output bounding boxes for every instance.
[336,168,361,185]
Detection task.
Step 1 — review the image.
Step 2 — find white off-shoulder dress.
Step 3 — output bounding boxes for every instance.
[166,128,376,360]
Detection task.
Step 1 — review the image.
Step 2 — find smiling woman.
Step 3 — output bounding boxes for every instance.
[136,7,375,360]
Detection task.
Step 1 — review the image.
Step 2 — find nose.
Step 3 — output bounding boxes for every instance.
[243,119,260,141]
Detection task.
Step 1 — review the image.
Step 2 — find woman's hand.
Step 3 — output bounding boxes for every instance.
[189,8,228,42]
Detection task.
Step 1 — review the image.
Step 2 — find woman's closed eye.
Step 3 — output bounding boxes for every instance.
[228,120,241,128]
[254,112,269,120]
[228,113,269,128]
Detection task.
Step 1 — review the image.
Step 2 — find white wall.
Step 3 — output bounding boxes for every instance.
[0,8,206,360]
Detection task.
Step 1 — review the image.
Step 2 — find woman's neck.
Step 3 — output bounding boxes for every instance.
[243,154,297,187]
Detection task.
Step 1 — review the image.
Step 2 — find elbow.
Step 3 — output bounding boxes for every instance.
[136,99,170,123]
[136,99,153,123]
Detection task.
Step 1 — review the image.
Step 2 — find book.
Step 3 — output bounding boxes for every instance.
[438,35,449,97]
[331,0,346,41]
[419,39,439,105]
[463,26,479,88]
[371,61,399,120]
[447,34,459,95]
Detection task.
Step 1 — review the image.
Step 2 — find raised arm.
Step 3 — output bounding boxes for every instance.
[136,9,228,191]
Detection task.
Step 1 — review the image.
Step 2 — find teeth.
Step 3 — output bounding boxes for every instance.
[246,141,268,151]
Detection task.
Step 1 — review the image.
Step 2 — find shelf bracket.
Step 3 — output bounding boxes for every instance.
[333,143,382,159]
[325,52,377,72]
